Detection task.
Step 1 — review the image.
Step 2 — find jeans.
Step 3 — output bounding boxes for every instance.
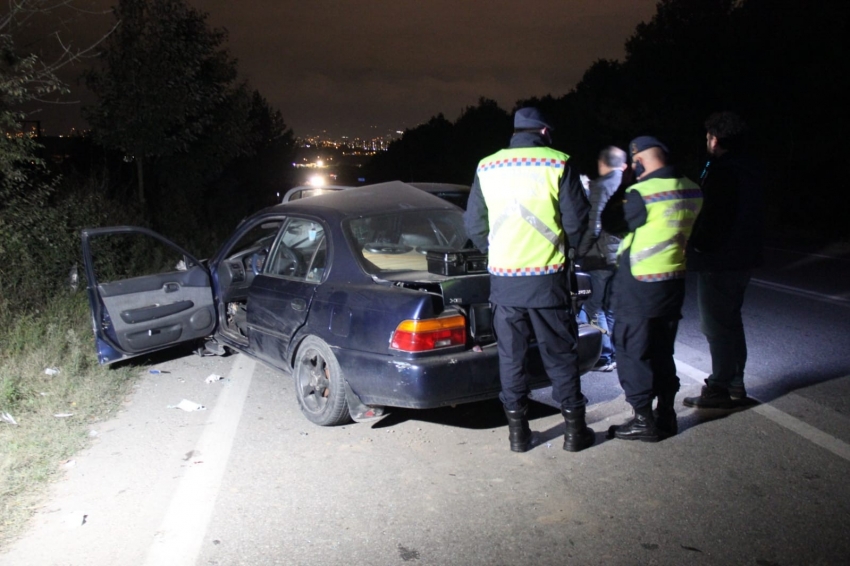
[578,268,615,364]
[697,270,752,391]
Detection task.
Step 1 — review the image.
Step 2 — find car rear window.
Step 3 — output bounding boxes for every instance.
[345,210,468,274]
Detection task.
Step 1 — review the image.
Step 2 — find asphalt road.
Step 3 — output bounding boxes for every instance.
[2,246,849,566]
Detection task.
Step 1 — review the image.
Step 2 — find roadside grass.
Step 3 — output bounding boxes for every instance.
[0,294,138,546]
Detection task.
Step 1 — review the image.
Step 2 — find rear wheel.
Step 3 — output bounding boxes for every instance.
[293,336,351,426]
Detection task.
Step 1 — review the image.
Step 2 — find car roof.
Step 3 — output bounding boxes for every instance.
[269,181,461,219]
[281,184,355,202]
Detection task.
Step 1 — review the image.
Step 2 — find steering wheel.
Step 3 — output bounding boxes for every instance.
[275,245,303,276]
[250,251,267,276]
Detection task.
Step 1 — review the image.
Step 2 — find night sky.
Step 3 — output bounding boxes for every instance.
[36,0,659,138]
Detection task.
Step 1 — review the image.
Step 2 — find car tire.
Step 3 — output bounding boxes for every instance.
[293,336,351,426]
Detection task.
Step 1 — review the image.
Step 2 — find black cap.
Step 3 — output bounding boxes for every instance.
[629,136,669,157]
[514,107,554,131]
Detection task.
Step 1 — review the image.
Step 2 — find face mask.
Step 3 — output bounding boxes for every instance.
[633,160,645,179]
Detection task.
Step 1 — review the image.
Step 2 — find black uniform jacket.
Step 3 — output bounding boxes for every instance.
[464,132,589,308]
[601,165,689,322]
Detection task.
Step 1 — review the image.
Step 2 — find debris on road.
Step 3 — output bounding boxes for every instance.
[62,511,87,528]
[53,413,74,418]
[1,411,18,425]
[44,367,60,376]
[149,369,170,374]
[205,373,224,383]
[168,399,206,412]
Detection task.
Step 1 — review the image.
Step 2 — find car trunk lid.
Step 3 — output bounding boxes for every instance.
[378,272,495,345]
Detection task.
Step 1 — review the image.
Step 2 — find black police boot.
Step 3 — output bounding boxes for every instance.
[683,382,735,409]
[607,406,660,442]
[654,392,678,439]
[561,406,596,452]
[504,405,533,453]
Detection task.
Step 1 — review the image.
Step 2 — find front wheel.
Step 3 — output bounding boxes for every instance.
[293,336,351,426]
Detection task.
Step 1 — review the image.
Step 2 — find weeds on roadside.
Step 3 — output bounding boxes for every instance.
[0,294,138,546]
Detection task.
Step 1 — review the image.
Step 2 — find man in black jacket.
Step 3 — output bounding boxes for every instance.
[684,112,764,408]
[577,146,626,372]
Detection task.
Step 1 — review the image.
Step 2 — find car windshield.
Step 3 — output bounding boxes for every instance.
[345,209,469,274]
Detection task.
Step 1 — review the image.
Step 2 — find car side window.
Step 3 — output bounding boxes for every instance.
[268,218,326,281]
[88,232,197,284]
[305,236,328,282]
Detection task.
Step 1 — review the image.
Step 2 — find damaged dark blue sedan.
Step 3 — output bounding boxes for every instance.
[82,181,602,425]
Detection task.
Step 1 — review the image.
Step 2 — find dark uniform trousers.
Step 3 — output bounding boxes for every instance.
[493,304,584,411]
[613,316,680,410]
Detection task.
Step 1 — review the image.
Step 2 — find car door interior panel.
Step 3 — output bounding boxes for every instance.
[96,266,211,296]
[118,300,195,324]
[97,267,215,353]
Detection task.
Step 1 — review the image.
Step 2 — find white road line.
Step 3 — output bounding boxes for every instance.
[764,246,850,262]
[675,358,850,463]
[143,355,256,566]
[750,278,850,307]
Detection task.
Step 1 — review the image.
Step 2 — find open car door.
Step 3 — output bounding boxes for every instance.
[81,227,216,364]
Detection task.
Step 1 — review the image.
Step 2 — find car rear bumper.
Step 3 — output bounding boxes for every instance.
[335,324,602,409]
[335,344,509,408]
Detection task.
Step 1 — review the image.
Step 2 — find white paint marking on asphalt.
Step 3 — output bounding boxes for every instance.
[750,278,850,307]
[764,246,850,262]
[143,355,256,566]
[675,358,850,463]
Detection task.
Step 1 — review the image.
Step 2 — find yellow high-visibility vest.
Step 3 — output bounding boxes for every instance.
[618,176,703,281]
[477,147,569,276]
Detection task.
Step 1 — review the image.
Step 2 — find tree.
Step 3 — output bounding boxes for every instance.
[447,98,512,183]
[365,114,454,183]
[84,0,250,205]
[241,90,296,196]
[1,1,118,309]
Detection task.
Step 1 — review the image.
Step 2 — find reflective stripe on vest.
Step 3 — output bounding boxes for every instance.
[477,147,569,276]
[618,178,703,282]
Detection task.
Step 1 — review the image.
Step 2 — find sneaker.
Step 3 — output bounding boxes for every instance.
[728,385,747,400]
[683,384,736,409]
[593,360,617,372]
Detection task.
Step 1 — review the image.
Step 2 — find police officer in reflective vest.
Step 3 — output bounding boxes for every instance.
[464,107,592,453]
[601,136,703,441]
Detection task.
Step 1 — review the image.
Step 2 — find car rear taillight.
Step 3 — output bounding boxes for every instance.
[390,315,466,352]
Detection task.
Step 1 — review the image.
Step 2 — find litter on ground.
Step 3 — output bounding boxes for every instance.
[168,399,206,412]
